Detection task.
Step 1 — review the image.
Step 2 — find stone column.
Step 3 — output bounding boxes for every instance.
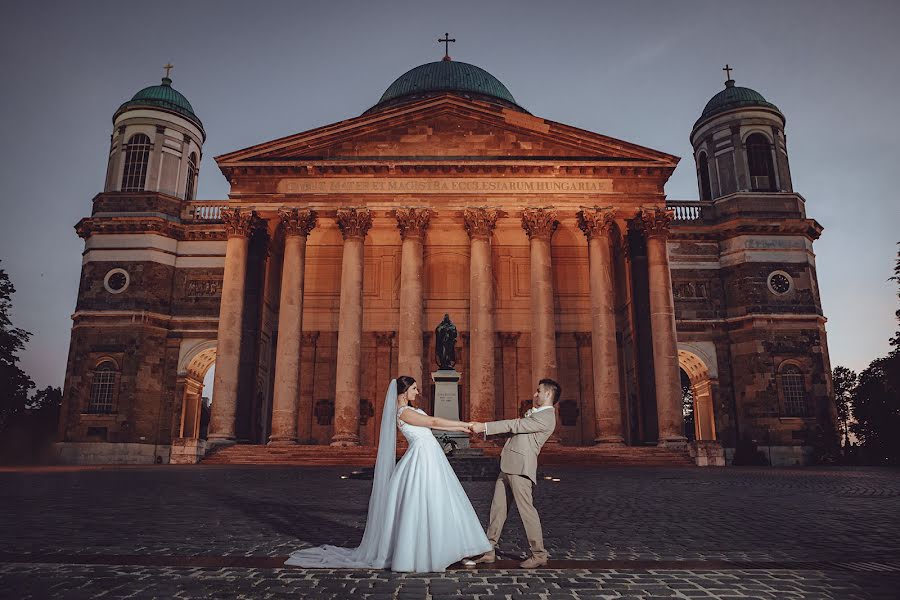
[208,208,259,443]
[522,208,560,441]
[639,207,687,447]
[268,208,317,445]
[499,333,520,420]
[297,331,319,443]
[577,208,625,444]
[522,208,559,382]
[395,208,433,387]
[374,332,395,436]
[464,208,501,427]
[331,208,373,446]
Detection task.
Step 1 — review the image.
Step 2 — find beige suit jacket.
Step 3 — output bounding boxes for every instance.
[484,407,556,485]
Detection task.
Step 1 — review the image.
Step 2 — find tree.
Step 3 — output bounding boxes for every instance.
[849,243,900,465]
[0,262,35,431]
[832,366,857,449]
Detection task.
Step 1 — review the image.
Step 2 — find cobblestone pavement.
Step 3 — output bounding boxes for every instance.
[3,465,899,599]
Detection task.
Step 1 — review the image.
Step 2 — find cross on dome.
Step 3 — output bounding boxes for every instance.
[438,33,455,61]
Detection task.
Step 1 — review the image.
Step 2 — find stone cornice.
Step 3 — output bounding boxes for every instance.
[668,217,824,242]
[521,207,559,241]
[576,207,617,240]
[394,207,433,240]
[463,207,503,240]
[75,217,181,239]
[335,207,372,240]
[277,207,317,237]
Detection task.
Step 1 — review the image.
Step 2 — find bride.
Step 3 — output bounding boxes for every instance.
[284,376,493,572]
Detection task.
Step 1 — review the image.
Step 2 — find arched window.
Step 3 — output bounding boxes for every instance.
[746,133,776,191]
[88,360,118,414]
[120,133,152,191]
[779,364,807,417]
[698,152,712,200]
[185,152,198,201]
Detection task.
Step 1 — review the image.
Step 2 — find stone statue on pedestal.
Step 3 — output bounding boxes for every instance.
[435,314,457,370]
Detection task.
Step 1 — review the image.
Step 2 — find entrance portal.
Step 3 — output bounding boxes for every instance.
[677,347,717,441]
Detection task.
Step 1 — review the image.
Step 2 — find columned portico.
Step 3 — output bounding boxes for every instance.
[464,207,501,429]
[331,208,372,446]
[640,207,687,447]
[577,207,625,444]
[396,207,432,388]
[208,208,260,443]
[268,208,317,445]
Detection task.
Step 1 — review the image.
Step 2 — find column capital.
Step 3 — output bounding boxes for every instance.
[278,207,317,237]
[638,207,675,239]
[336,207,373,240]
[522,207,559,241]
[463,207,502,239]
[222,208,262,238]
[576,207,616,240]
[395,207,433,240]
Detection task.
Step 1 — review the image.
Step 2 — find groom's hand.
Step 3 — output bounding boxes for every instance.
[471,422,486,434]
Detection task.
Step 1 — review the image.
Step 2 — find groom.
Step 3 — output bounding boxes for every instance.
[468,378,560,569]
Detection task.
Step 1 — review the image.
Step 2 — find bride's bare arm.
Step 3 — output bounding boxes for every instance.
[398,409,470,431]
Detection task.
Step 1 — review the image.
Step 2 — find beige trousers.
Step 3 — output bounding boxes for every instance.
[486,472,548,560]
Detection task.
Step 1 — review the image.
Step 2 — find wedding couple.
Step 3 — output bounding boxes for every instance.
[284,375,561,572]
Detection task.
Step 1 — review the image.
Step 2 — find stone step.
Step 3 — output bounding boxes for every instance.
[201,443,694,467]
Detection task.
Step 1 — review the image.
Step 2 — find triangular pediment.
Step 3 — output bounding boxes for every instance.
[215,95,678,169]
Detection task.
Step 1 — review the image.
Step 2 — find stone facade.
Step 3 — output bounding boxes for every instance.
[56,71,837,467]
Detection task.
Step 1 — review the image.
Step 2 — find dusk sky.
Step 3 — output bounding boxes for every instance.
[1,0,897,391]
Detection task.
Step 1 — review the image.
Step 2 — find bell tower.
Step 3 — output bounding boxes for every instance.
[689,65,792,200]
[104,65,205,200]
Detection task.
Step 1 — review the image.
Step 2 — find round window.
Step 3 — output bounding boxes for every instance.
[104,268,129,294]
[767,270,792,295]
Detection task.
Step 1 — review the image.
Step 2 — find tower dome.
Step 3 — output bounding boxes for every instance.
[367,60,525,113]
[114,77,204,134]
[696,79,782,128]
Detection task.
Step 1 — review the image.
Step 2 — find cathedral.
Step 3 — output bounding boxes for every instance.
[56,52,837,467]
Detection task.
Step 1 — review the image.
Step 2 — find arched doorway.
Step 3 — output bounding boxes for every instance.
[677,346,717,441]
[170,340,216,463]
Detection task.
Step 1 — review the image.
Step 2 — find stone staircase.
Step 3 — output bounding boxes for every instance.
[201,443,695,467]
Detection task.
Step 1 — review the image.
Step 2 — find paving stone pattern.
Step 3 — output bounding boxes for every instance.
[3,465,899,599]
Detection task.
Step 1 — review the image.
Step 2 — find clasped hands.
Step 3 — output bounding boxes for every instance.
[464,422,486,435]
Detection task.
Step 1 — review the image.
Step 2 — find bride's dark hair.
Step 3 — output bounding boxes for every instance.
[397,375,417,406]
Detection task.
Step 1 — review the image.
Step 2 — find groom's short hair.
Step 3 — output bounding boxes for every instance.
[538,378,562,405]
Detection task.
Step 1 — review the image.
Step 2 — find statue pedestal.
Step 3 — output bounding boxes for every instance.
[431,369,469,450]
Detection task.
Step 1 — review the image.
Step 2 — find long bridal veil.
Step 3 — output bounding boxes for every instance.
[284,379,399,568]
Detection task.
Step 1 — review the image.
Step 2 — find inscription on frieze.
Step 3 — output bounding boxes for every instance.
[278,177,614,195]
[673,281,709,300]
[186,278,223,297]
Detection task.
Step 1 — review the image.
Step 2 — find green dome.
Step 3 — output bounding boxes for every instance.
[115,77,204,132]
[697,79,781,124]
[370,60,524,112]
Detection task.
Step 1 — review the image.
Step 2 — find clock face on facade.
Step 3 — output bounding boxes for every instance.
[104,269,129,294]
[768,271,792,295]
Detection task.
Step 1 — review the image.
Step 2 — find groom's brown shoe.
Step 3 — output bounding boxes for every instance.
[472,550,496,564]
[519,555,548,569]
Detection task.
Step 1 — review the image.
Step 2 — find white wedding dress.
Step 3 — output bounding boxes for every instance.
[284,380,492,572]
